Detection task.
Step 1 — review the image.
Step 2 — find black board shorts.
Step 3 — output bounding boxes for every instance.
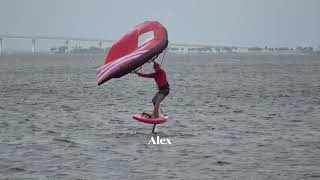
[152,88,170,105]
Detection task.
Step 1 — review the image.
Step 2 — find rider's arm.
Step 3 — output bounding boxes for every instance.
[137,72,157,78]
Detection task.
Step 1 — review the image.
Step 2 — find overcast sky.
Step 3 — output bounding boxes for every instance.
[1,0,319,48]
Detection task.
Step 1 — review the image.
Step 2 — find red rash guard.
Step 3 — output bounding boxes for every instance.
[137,67,169,90]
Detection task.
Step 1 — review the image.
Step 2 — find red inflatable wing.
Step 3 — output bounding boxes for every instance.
[96,21,168,85]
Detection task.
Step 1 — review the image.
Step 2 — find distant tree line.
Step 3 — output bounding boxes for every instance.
[248,46,313,52]
[50,45,316,54]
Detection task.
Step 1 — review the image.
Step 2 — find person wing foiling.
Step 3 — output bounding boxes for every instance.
[136,62,170,118]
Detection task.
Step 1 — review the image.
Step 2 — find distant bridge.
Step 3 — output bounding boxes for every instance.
[0,34,115,55]
[0,34,228,55]
[170,43,219,48]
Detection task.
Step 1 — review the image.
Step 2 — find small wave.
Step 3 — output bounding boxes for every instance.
[233,109,243,113]
[0,122,9,127]
[52,138,80,147]
[7,167,26,172]
[262,116,273,120]
[216,161,232,165]
[303,173,320,179]
[60,105,75,112]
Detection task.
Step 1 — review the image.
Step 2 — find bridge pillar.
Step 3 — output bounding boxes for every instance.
[0,38,2,56]
[65,40,69,53]
[32,39,36,53]
[98,41,102,49]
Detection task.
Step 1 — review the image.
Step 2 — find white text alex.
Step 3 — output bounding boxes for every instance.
[148,136,172,145]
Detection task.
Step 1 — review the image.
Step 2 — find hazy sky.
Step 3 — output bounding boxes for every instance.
[1,0,319,48]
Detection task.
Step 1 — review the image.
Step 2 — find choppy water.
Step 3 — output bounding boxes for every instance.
[0,53,320,179]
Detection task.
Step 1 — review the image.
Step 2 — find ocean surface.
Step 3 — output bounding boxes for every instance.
[0,53,320,180]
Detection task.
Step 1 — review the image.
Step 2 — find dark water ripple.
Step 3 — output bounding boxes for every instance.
[0,53,320,179]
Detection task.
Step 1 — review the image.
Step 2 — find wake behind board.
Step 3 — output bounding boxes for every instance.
[132,114,168,124]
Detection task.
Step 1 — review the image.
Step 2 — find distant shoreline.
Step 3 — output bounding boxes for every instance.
[1,51,319,57]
